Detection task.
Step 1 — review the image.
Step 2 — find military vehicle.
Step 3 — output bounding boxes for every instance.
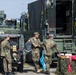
[22,0,76,62]
[0,11,25,71]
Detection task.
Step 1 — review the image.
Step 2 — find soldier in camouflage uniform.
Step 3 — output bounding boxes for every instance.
[28,32,41,73]
[42,34,60,74]
[1,35,13,75]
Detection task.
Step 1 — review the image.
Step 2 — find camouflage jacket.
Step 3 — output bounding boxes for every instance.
[42,39,57,55]
[29,37,41,52]
[1,39,11,57]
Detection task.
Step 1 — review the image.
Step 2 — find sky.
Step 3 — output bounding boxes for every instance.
[0,0,37,19]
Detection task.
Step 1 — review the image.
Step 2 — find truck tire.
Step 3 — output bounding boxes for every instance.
[17,64,23,72]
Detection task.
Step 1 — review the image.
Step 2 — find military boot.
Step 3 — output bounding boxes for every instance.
[8,72,14,75]
[4,72,8,75]
[45,70,50,75]
[36,69,41,73]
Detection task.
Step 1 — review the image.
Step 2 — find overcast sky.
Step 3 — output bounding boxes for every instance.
[0,0,37,19]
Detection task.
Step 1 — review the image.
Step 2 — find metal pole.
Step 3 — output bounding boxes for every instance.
[72,0,74,38]
[45,0,51,37]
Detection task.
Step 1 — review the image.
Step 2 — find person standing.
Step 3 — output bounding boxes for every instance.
[1,35,13,75]
[28,32,41,73]
[42,34,60,74]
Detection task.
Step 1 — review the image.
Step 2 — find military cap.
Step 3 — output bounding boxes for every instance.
[5,34,10,38]
[49,34,54,37]
[34,32,39,35]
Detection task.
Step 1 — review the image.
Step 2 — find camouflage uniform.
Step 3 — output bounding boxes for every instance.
[29,37,41,71]
[43,38,59,73]
[1,39,12,73]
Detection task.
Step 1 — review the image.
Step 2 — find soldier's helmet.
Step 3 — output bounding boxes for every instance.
[34,32,39,35]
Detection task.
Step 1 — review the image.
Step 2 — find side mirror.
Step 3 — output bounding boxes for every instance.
[14,20,17,28]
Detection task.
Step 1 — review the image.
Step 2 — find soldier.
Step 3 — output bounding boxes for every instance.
[1,35,13,75]
[42,34,60,74]
[28,32,41,73]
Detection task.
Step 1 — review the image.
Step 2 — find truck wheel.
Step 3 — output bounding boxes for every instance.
[17,64,23,72]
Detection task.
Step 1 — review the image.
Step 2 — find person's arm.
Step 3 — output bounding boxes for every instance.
[32,43,38,47]
[41,40,46,50]
[54,44,60,54]
[30,38,38,47]
[37,39,42,47]
[6,41,11,49]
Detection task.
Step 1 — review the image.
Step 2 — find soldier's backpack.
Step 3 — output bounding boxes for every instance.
[25,38,32,53]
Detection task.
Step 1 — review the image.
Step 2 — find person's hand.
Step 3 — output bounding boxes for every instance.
[57,51,61,57]
[0,56,5,59]
[11,46,13,49]
[34,44,38,47]
[58,51,61,54]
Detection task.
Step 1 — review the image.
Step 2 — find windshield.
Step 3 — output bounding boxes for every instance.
[10,37,19,46]
[5,20,15,26]
[0,19,3,25]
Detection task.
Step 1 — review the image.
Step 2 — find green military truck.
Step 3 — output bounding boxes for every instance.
[0,11,25,71]
[22,0,76,63]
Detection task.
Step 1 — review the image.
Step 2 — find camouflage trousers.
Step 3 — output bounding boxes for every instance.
[44,55,52,73]
[32,50,40,71]
[3,55,12,72]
